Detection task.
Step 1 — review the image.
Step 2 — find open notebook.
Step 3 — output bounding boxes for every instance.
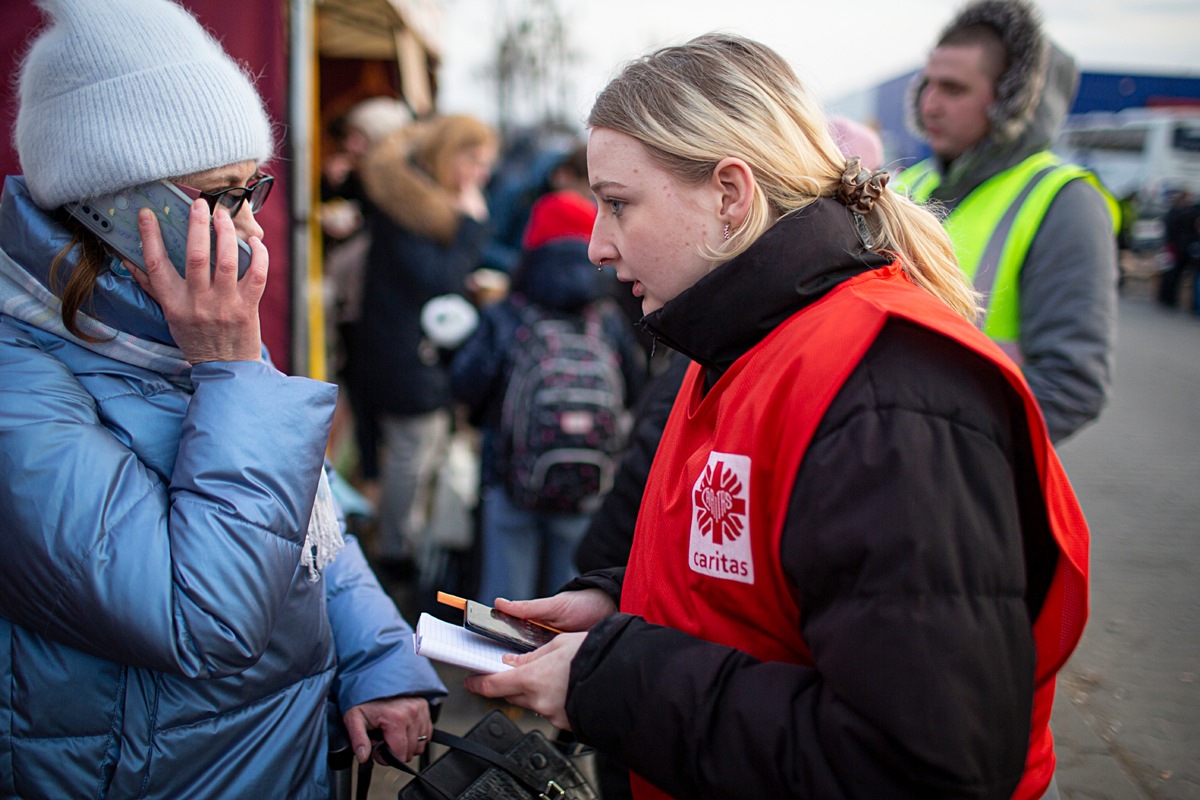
[413,612,517,673]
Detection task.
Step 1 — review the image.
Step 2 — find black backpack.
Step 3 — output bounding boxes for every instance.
[499,300,628,513]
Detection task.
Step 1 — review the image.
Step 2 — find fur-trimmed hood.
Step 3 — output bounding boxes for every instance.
[910,0,1049,145]
[360,122,460,245]
[906,0,1079,203]
[359,115,495,245]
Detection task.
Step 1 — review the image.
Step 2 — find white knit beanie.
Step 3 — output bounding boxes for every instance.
[345,96,412,147]
[15,0,275,210]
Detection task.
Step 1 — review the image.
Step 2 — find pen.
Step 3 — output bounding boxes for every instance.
[435,591,565,634]
[436,591,468,610]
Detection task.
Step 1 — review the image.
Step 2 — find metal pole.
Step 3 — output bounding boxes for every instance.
[289,0,320,378]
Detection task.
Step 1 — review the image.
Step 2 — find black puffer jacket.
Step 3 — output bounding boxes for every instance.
[564,199,1058,799]
[574,350,689,574]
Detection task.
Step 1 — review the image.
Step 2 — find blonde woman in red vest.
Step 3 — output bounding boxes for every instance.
[465,33,1089,800]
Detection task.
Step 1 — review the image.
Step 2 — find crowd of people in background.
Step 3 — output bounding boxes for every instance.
[317,109,654,612]
[1158,189,1200,314]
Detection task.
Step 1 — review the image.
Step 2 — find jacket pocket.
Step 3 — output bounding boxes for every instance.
[8,624,124,798]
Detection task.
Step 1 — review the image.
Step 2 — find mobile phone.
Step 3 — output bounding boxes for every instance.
[63,179,252,278]
[463,599,558,652]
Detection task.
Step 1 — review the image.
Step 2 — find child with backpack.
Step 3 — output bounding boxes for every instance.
[451,190,645,603]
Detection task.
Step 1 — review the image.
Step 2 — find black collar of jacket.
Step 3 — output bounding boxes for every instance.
[638,197,889,378]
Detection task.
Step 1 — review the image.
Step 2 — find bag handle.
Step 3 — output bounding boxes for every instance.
[356,758,379,800]
[374,729,568,800]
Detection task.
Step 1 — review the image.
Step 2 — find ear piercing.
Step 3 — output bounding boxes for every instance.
[723,223,731,240]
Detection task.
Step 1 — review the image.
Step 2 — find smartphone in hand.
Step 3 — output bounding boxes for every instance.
[64,179,251,278]
[463,599,558,652]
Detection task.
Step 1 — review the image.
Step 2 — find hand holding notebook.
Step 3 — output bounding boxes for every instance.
[413,593,561,673]
[412,612,517,674]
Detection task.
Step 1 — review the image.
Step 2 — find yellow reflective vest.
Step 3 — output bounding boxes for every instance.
[894,151,1118,347]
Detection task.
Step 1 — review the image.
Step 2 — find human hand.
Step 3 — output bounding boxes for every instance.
[464,632,587,730]
[494,589,616,633]
[343,696,433,765]
[129,201,267,364]
[321,151,354,186]
[465,268,510,306]
[319,198,362,239]
[453,184,489,222]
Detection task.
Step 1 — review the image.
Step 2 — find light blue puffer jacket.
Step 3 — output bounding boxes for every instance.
[0,176,446,799]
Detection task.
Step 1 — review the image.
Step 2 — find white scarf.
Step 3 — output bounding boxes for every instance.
[302,469,345,581]
[0,247,344,578]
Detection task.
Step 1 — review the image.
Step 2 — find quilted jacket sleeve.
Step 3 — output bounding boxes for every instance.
[1018,179,1118,443]
[0,322,337,678]
[324,530,447,709]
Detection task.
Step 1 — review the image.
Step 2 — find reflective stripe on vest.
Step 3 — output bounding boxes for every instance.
[894,152,1118,344]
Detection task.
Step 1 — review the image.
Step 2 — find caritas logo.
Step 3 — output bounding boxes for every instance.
[689,452,754,584]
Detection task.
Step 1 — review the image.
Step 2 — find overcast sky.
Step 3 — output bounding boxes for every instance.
[435,0,1200,128]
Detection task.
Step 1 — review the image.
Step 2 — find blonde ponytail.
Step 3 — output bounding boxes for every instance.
[864,190,982,322]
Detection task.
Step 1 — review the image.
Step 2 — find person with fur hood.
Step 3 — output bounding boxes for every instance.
[896,0,1119,444]
[352,115,498,580]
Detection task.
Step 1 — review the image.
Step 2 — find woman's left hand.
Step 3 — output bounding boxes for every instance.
[463,631,588,731]
[343,696,432,764]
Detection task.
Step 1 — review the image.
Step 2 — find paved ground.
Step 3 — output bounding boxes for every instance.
[1049,281,1200,800]
[358,277,1199,799]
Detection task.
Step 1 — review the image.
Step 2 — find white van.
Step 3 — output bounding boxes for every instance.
[1055,107,1200,214]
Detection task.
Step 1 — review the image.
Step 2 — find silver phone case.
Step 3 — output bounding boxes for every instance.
[64,179,251,278]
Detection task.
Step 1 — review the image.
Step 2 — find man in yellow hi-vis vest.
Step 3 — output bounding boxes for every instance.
[896,0,1118,444]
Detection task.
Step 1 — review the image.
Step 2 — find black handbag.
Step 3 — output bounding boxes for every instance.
[363,709,598,800]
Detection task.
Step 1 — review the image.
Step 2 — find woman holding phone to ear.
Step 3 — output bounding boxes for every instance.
[0,1,444,797]
[466,33,1090,800]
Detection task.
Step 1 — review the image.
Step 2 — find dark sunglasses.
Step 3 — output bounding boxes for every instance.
[175,173,274,217]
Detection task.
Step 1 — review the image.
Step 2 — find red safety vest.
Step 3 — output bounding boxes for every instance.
[622,264,1089,800]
